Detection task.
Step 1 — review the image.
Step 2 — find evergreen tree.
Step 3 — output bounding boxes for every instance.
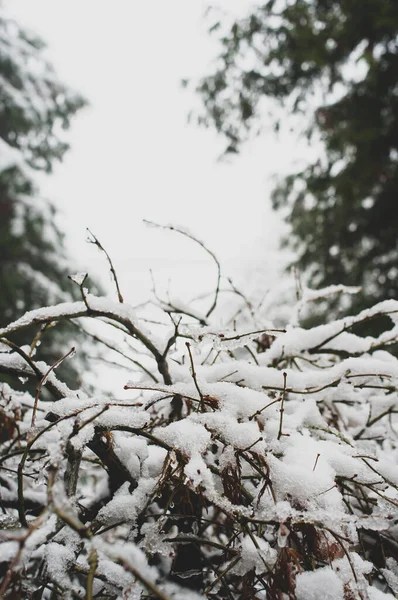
[0,14,93,387]
[194,0,398,312]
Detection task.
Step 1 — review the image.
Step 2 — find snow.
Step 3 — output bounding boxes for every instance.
[367,588,396,600]
[44,542,77,590]
[233,534,277,575]
[0,137,32,175]
[155,420,211,456]
[3,282,398,596]
[97,477,157,526]
[296,567,344,600]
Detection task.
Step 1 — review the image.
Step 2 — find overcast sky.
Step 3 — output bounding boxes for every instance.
[6,0,305,306]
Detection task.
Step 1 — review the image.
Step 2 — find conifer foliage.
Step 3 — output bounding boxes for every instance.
[0,14,88,387]
[193,0,398,309]
[1,228,398,599]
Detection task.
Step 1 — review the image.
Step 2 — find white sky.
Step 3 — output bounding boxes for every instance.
[6,0,305,306]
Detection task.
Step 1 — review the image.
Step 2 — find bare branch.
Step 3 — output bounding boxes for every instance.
[186,341,204,410]
[0,296,172,385]
[32,346,76,426]
[86,228,124,303]
[144,220,221,318]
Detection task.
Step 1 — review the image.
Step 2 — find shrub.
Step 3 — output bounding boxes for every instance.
[1,229,398,599]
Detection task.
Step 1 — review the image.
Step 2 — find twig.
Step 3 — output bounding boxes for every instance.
[0,298,172,384]
[218,327,286,343]
[0,338,65,400]
[0,538,25,597]
[86,546,98,600]
[312,453,320,472]
[186,342,204,410]
[32,346,76,427]
[29,322,53,358]
[144,220,221,318]
[244,344,259,365]
[325,527,359,586]
[277,372,287,441]
[204,555,241,594]
[112,553,172,600]
[227,276,256,320]
[87,228,124,303]
[162,316,181,359]
[123,383,199,407]
[70,321,158,383]
[249,398,281,421]
[18,407,93,528]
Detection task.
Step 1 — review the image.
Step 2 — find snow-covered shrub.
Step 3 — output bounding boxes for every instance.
[1,232,398,599]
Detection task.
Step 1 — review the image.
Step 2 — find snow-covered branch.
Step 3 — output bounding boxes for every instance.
[1,278,398,599]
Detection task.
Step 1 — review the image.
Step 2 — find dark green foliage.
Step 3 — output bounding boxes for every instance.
[194,0,398,310]
[0,15,93,388]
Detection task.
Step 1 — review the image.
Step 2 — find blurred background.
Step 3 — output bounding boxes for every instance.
[4,0,301,305]
[2,0,397,390]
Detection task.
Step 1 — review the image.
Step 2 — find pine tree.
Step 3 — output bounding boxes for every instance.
[193,0,398,313]
[0,14,93,387]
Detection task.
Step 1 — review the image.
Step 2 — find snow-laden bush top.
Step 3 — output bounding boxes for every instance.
[1,232,398,599]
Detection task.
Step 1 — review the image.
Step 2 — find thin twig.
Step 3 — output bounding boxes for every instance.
[112,553,172,600]
[227,276,256,320]
[87,228,124,303]
[144,219,221,318]
[162,315,181,359]
[0,299,172,384]
[219,327,286,343]
[70,320,158,383]
[86,547,98,600]
[0,338,65,400]
[249,397,281,421]
[32,346,76,427]
[186,342,204,410]
[277,372,287,441]
[204,555,241,594]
